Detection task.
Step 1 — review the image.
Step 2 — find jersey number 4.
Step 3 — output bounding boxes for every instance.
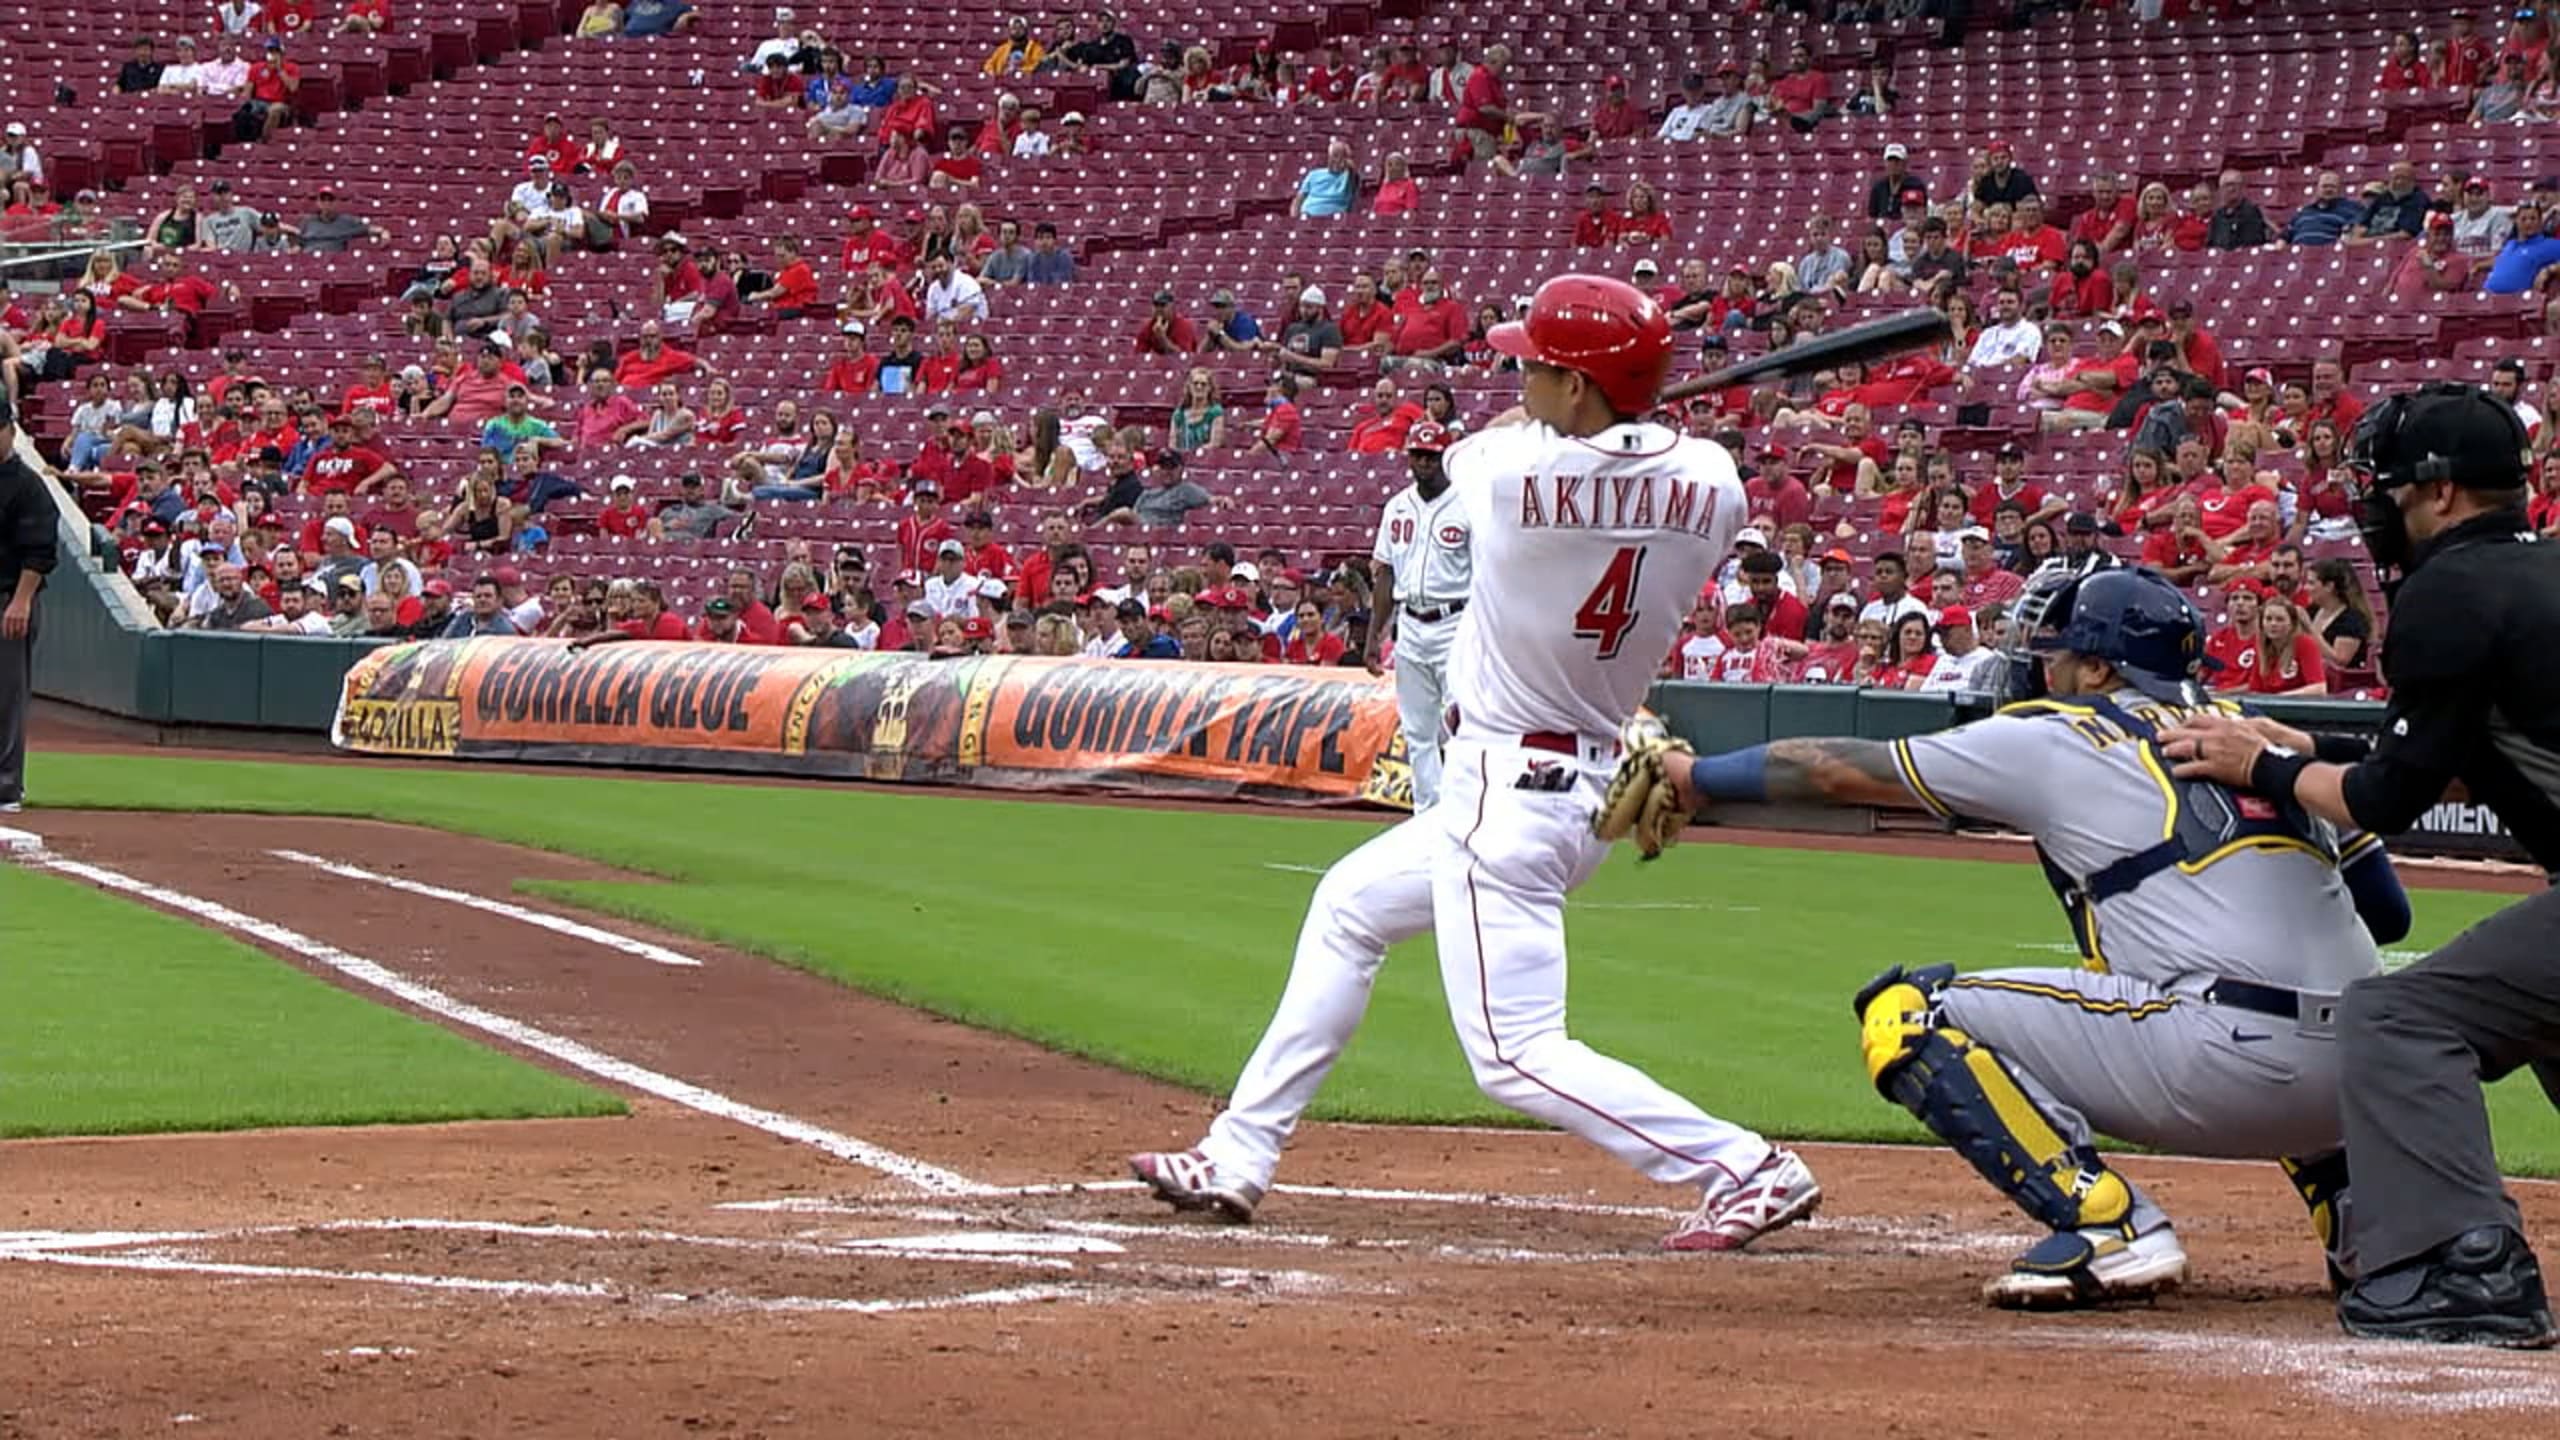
[1573,545,1648,659]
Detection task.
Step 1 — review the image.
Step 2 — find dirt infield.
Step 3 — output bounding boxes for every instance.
[5,810,2558,1438]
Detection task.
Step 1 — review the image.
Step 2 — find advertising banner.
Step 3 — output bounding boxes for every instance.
[333,637,1412,806]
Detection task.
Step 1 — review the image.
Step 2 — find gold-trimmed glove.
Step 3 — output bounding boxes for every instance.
[1592,722,1695,861]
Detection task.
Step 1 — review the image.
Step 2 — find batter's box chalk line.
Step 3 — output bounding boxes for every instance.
[2004,1322,2560,1417]
[0,1215,1362,1313]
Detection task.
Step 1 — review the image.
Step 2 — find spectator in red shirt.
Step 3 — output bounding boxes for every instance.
[1346,379,1424,453]
[1255,373,1304,457]
[613,321,705,389]
[1770,42,1832,132]
[2204,497,2287,583]
[598,475,657,540]
[876,75,940,146]
[1335,272,1391,350]
[2141,494,2214,586]
[2380,30,2433,92]
[839,207,911,277]
[339,0,391,34]
[2167,299,2227,391]
[1611,181,1673,248]
[2044,238,2112,318]
[896,480,956,572]
[821,322,879,393]
[2002,195,2068,271]
[2245,595,2327,696]
[1970,444,2060,525]
[2203,581,2261,686]
[263,0,316,37]
[928,127,985,191]
[1590,75,1643,141]
[1133,289,1201,355]
[246,39,300,140]
[303,414,396,496]
[2071,172,2138,252]
[1799,407,1889,494]
[522,114,583,174]
[1452,43,1512,167]
[2442,12,2493,88]
[2306,356,2365,431]
[1571,183,1615,247]
[1386,271,1469,370]
[742,236,821,318]
[1373,152,1422,218]
[1955,530,2026,608]
[1744,447,1812,531]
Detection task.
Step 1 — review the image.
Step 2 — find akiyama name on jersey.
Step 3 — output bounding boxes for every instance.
[1516,472,1726,536]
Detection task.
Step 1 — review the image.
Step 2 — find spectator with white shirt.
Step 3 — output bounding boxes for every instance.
[743,10,805,72]
[1657,73,1715,141]
[217,0,261,35]
[922,538,988,620]
[922,254,988,325]
[1856,550,1932,630]
[1964,286,2043,372]
[1011,108,1052,157]
[1916,606,1996,693]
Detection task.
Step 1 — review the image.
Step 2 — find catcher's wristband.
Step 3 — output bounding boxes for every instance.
[1691,745,1770,803]
[2249,746,2314,801]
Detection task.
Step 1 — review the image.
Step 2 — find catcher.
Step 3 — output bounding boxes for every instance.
[1597,564,2413,1307]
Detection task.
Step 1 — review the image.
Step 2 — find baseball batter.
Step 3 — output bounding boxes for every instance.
[1600,563,2412,1306]
[1131,276,1822,1250]
[1364,421,1471,809]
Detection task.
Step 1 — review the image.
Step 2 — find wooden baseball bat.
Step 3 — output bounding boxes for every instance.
[1659,309,1953,406]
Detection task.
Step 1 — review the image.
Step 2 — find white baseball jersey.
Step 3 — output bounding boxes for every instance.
[1444,419,1744,739]
[1372,482,1474,607]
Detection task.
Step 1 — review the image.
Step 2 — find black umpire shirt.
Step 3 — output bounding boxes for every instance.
[0,446,59,602]
[2322,509,2560,873]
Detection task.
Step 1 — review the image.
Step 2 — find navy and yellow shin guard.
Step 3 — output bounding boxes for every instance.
[1856,970,2133,1235]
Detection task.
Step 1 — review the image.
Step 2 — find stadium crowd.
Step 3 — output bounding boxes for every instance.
[6,2,2560,694]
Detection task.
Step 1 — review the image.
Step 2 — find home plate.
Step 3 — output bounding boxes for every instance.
[836,1231,1126,1257]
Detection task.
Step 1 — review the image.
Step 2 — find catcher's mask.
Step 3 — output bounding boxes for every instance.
[1982,562,2206,708]
[2347,380,2531,581]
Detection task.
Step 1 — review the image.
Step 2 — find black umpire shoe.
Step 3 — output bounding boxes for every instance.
[2338,1226,2560,1348]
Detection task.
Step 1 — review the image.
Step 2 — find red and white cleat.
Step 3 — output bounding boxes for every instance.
[1663,1148,1822,1252]
[1128,1148,1263,1224]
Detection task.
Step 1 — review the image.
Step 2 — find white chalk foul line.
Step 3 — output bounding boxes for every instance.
[266,848,702,969]
[26,853,988,1197]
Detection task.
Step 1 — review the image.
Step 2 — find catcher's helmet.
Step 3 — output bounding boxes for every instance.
[1486,275,1674,417]
[1993,562,2205,706]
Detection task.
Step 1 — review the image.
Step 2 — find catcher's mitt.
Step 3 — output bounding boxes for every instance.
[1591,720,1695,861]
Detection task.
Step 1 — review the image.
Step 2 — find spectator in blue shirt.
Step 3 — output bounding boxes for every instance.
[2484,197,2560,295]
[1292,139,1358,219]
[1023,221,1075,283]
[845,54,898,110]
[621,0,694,38]
[2285,170,2365,247]
[1205,288,1263,352]
[2347,161,2433,245]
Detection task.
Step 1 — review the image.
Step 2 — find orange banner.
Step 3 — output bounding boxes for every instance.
[333,637,1411,807]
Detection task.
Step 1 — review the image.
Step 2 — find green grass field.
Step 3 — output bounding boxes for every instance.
[0,861,618,1138]
[20,750,2560,1171]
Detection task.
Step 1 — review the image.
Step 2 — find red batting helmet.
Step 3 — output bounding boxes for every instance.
[1487,275,1674,417]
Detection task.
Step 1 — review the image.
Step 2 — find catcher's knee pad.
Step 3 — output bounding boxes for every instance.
[1856,987,2131,1234]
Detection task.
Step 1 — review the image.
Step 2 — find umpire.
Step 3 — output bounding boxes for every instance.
[2165,381,2560,1348]
[0,395,54,815]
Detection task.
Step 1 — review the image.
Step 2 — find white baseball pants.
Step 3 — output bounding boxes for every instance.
[1390,612,1457,810]
[1200,736,1772,1195]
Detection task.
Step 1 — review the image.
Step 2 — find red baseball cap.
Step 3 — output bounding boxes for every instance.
[1986,139,2012,155]
[800,593,832,611]
[1761,445,1789,462]
[492,565,523,586]
[423,579,453,597]
[1405,421,1450,454]
[1938,606,1974,628]
[962,616,993,639]
[849,205,876,221]
[1820,547,1854,565]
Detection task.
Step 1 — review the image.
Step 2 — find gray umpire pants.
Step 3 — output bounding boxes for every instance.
[2338,885,2560,1274]
[0,587,27,808]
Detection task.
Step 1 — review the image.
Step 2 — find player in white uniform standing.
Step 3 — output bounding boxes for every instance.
[1129,276,1822,1249]
[1364,421,1471,809]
